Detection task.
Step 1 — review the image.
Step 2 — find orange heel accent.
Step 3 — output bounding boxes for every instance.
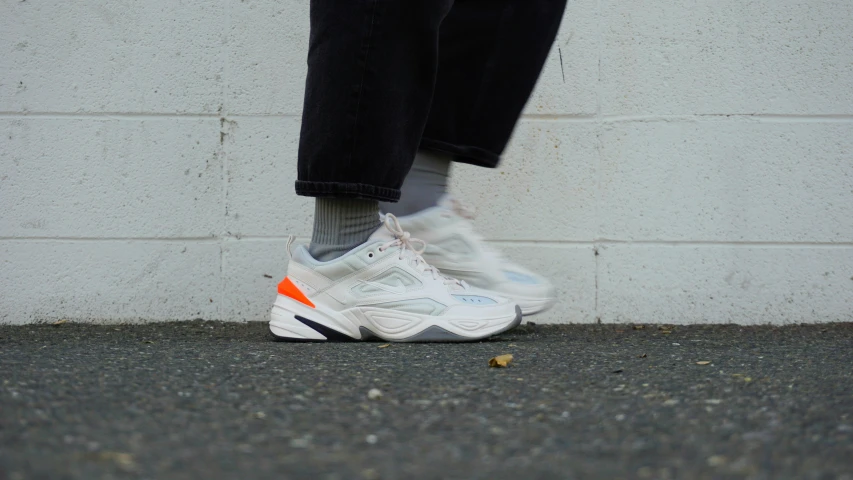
[278,277,315,308]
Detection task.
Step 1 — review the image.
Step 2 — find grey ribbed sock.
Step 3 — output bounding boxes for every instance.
[379,150,451,217]
[308,198,381,261]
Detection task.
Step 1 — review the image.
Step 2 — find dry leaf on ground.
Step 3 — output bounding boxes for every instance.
[378,344,390,348]
[52,319,67,326]
[489,354,513,368]
[696,361,711,365]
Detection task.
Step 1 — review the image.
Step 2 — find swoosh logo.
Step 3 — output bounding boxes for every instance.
[360,280,407,295]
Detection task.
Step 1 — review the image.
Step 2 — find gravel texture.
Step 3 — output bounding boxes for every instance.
[1,321,852,479]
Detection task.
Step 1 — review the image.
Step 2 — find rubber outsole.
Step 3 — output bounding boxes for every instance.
[270,305,523,343]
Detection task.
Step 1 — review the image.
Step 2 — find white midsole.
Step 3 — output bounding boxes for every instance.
[269,295,518,341]
[514,296,557,316]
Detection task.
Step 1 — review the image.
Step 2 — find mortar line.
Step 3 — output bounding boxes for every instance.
[599,113,853,123]
[226,113,302,119]
[488,239,853,248]
[739,114,853,123]
[3,237,852,247]
[521,114,598,121]
[3,112,850,123]
[0,237,222,243]
[0,112,220,120]
[594,0,604,321]
[519,113,853,123]
[218,0,233,321]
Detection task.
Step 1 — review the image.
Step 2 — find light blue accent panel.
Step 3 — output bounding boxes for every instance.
[503,270,539,285]
[452,295,497,305]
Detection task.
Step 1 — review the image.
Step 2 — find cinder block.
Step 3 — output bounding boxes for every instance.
[224,0,598,116]
[499,243,598,324]
[221,239,292,322]
[0,241,221,324]
[224,0,310,115]
[0,0,225,114]
[0,118,223,238]
[223,116,311,237]
[600,0,853,115]
[598,121,853,242]
[597,245,853,324]
[523,0,599,115]
[451,121,599,241]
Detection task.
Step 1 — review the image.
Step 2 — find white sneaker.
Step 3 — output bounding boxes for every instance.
[269,214,522,342]
[392,196,557,316]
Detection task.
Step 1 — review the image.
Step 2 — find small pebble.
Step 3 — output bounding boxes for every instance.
[290,437,310,449]
[368,388,382,400]
[365,434,378,445]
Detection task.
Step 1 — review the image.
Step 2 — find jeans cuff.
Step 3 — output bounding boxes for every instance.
[295,181,401,202]
[419,138,501,168]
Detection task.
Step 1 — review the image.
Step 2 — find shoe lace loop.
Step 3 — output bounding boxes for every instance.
[379,214,464,288]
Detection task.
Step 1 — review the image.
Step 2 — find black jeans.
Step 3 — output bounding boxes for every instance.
[295,0,567,202]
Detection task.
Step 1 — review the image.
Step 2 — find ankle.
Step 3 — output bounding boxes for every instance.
[308,198,381,261]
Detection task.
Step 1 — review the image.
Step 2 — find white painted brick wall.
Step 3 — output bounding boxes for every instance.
[2,0,851,325]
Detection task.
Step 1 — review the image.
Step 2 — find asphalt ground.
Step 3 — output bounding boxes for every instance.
[1,321,852,479]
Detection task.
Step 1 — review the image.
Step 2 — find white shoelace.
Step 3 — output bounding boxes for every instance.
[379,214,465,288]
